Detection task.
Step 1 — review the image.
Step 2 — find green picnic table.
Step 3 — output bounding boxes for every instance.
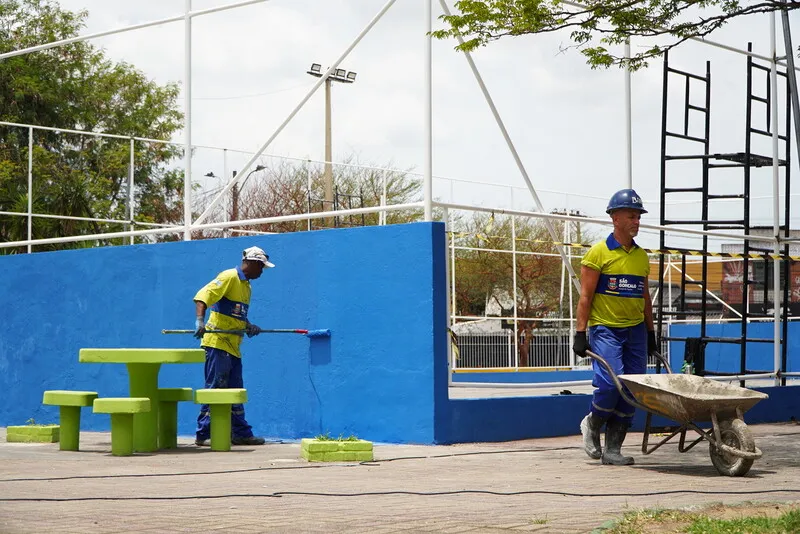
[79,348,205,452]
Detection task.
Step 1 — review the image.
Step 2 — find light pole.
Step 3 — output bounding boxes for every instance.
[231,165,266,222]
[306,63,357,218]
[205,165,265,224]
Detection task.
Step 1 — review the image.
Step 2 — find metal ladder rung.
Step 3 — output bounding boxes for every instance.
[708,194,744,199]
[706,225,745,230]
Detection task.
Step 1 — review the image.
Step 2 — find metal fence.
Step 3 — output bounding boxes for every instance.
[453,330,671,370]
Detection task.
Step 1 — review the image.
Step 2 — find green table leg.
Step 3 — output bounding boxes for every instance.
[110,413,135,456]
[159,401,178,449]
[59,405,81,451]
[209,404,232,452]
[126,363,161,452]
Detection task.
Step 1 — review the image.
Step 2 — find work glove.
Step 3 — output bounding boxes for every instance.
[245,323,261,338]
[572,331,589,357]
[647,331,659,356]
[194,317,206,339]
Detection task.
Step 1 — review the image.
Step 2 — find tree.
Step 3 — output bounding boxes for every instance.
[0,0,184,252]
[433,1,795,70]
[452,211,590,366]
[191,157,424,238]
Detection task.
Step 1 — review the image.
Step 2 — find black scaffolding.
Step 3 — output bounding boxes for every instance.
[656,45,791,385]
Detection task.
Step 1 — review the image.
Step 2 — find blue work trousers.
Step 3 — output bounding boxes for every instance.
[195,346,254,440]
[588,322,647,426]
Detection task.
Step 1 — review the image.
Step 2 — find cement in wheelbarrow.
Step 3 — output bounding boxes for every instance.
[619,374,769,423]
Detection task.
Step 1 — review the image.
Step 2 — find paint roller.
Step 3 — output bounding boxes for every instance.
[162,328,331,338]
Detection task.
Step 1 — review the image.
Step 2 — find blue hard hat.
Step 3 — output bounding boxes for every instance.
[606,188,647,214]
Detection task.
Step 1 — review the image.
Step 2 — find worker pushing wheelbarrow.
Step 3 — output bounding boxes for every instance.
[586,349,768,477]
[574,188,767,476]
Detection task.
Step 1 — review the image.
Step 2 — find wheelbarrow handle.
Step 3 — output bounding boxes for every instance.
[584,350,648,413]
[651,350,673,374]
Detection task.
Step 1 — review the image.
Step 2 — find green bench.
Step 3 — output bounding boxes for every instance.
[158,387,193,449]
[93,398,151,456]
[42,390,99,451]
[194,388,247,452]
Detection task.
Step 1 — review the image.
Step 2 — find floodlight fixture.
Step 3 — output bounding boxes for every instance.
[346,71,357,82]
[307,63,323,77]
[335,68,346,79]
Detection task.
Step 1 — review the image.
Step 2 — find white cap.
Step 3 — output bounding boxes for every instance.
[242,246,275,268]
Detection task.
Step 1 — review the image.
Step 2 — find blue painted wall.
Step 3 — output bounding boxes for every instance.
[669,322,800,373]
[0,222,448,444]
[2,221,798,446]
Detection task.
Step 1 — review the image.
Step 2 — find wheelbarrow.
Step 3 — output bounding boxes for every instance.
[585,349,769,476]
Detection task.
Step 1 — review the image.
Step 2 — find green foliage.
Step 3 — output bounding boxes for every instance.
[606,506,800,534]
[313,431,360,441]
[432,1,788,70]
[0,0,184,252]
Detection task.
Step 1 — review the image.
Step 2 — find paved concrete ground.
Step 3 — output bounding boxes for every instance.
[2,422,800,533]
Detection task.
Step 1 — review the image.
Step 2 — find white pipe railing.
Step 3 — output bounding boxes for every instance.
[435,201,784,244]
[0,202,424,249]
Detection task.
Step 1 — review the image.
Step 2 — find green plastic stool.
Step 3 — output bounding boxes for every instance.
[42,390,99,451]
[194,388,248,452]
[93,398,151,456]
[158,387,193,449]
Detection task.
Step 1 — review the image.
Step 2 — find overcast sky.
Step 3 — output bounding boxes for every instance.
[50,1,800,250]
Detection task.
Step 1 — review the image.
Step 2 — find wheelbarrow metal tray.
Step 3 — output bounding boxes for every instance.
[619,374,769,423]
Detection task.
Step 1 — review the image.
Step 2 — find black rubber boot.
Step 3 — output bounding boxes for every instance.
[601,419,634,466]
[580,413,605,460]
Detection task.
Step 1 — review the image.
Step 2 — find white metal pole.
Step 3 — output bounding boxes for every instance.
[183,0,193,241]
[567,210,575,367]
[222,149,229,238]
[423,0,433,221]
[324,78,333,214]
[511,211,519,369]
[307,162,312,231]
[444,206,453,385]
[770,12,782,386]
[381,169,388,225]
[624,40,633,189]
[194,0,398,226]
[27,126,32,253]
[449,216,456,311]
[439,0,580,293]
[129,137,135,245]
[559,219,566,309]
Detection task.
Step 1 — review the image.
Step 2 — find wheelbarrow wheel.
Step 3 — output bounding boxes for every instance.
[709,419,755,477]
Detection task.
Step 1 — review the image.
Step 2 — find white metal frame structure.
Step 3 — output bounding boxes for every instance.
[1,1,798,387]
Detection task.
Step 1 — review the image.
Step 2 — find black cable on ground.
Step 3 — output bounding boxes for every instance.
[2,488,800,502]
[0,446,582,483]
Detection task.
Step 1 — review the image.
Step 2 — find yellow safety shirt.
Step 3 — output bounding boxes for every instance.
[193,266,251,357]
[582,233,650,328]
